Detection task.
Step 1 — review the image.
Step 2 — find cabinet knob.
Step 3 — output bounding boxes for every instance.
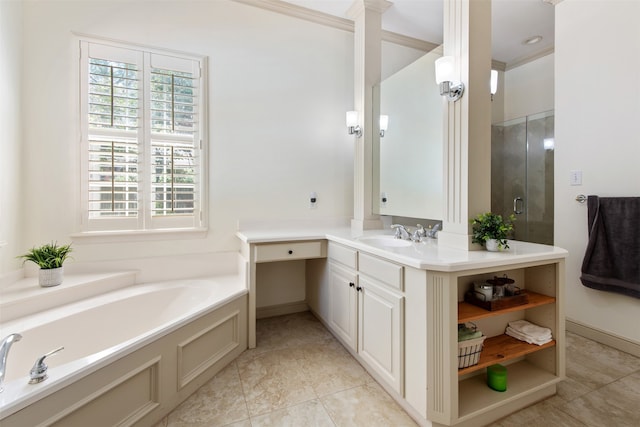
[349,282,355,287]
[356,286,362,292]
[288,250,293,255]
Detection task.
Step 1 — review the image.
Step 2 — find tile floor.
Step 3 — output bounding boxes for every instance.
[153,312,640,427]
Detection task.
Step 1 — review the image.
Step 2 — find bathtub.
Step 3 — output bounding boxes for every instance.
[0,275,248,426]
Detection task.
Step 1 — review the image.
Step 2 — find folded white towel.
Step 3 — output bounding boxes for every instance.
[506,327,552,346]
[505,320,553,346]
[507,320,553,339]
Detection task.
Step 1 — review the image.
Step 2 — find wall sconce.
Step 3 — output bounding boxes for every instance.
[379,115,389,137]
[346,111,362,137]
[435,56,464,102]
[490,69,498,101]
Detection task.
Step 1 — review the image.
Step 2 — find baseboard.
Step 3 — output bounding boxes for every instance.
[256,301,308,319]
[566,318,640,358]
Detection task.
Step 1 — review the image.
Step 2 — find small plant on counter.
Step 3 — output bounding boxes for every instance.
[471,213,516,250]
[18,242,73,269]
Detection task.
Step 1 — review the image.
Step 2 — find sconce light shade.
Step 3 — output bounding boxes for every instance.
[434,56,464,102]
[490,70,498,96]
[379,115,389,137]
[435,56,455,84]
[346,111,362,137]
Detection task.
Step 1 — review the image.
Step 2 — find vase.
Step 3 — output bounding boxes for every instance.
[39,266,64,287]
[485,239,500,252]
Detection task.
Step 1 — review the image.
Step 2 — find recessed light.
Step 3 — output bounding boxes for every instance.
[524,35,543,45]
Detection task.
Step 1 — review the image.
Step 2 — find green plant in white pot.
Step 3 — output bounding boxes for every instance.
[471,213,516,251]
[18,242,72,287]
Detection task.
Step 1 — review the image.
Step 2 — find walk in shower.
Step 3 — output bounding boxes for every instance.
[491,110,555,245]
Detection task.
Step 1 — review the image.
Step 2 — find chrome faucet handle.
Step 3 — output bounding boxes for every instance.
[426,223,442,239]
[29,346,64,384]
[391,224,410,240]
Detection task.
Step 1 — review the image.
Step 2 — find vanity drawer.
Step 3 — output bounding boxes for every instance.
[254,240,326,263]
[358,253,403,290]
[328,242,358,269]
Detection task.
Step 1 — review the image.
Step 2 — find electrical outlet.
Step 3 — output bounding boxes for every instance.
[381,192,388,206]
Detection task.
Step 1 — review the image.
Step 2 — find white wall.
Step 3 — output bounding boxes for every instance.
[555,0,640,343]
[503,53,554,122]
[17,0,356,265]
[0,1,24,273]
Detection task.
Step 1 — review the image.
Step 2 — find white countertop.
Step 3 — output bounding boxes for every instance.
[236,227,568,272]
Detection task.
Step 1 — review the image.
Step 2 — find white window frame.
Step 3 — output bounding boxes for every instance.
[76,36,208,237]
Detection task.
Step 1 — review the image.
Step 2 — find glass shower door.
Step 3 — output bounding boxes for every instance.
[491,111,554,245]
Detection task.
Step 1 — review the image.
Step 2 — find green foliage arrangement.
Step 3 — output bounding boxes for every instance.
[18,242,73,269]
[471,213,516,250]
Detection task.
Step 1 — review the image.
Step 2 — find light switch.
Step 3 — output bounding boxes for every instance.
[570,170,582,186]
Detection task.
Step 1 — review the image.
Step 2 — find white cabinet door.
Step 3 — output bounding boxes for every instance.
[329,262,358,351]
[358,275,404,394]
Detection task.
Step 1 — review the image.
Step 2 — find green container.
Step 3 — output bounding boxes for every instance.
[487,364,507,392]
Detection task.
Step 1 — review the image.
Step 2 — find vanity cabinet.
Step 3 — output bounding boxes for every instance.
[239,230,566,427]
[326,242,405,395]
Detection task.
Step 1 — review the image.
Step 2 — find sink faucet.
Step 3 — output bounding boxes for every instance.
[391,224,411,240]
[0,333,22,392]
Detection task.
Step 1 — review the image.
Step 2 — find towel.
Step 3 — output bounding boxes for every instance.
[505,320,553,346]
[580,196,640,299]
[458,326,483,342]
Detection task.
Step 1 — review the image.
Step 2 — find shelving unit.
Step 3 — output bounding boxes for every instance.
[426,259,565,426]
[458,291,557,376]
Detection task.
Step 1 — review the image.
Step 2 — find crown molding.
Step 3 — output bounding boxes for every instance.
[231,0,520,65]
[231,0,354,32]
[492,59,506,72]
[505,46,554,71]
[381,30,439,52]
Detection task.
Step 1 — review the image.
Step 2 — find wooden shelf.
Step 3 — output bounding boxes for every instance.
[458,360,560,418]
[458,291,555,323]
[458,334,556,376]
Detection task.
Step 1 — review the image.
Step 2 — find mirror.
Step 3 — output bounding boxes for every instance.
[373,48,443,220]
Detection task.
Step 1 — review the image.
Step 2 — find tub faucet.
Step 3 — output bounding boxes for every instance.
[0,333,22,393]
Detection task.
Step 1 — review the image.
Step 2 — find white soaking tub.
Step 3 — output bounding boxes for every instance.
[0,275,248,426]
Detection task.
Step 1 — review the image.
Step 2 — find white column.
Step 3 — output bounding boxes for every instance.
[437,0,492,250]
[348,0,389,233]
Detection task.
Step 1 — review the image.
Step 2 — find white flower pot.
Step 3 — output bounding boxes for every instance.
[39,267,64,287]
[485,239,500,252]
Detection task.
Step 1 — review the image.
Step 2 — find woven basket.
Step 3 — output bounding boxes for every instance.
[458,335,486,369]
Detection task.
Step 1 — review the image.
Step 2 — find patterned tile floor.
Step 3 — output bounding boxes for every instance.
[154,312,640,427]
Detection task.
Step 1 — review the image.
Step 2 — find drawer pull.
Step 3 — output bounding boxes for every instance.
[288,250,293,255]
[356,286,362,292]
[349,282,355,287]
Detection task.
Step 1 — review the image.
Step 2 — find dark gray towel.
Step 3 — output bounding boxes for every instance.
[580,196,640,298]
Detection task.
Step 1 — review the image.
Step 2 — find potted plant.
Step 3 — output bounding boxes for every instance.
[471,213,516,251]
[18,242,72,287]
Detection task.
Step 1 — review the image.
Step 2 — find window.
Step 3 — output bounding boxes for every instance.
[79,39,207,233]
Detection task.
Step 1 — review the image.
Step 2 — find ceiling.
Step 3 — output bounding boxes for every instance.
[281,0,555,66]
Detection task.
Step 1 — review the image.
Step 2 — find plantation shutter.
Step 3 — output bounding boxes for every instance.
[80,40,205,232]
[147,53,200,229]
[82,42,143,231]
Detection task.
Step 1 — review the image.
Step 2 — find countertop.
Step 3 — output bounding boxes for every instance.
[236,227,568,272]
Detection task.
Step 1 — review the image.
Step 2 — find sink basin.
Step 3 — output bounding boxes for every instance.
[358,235,413,248]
